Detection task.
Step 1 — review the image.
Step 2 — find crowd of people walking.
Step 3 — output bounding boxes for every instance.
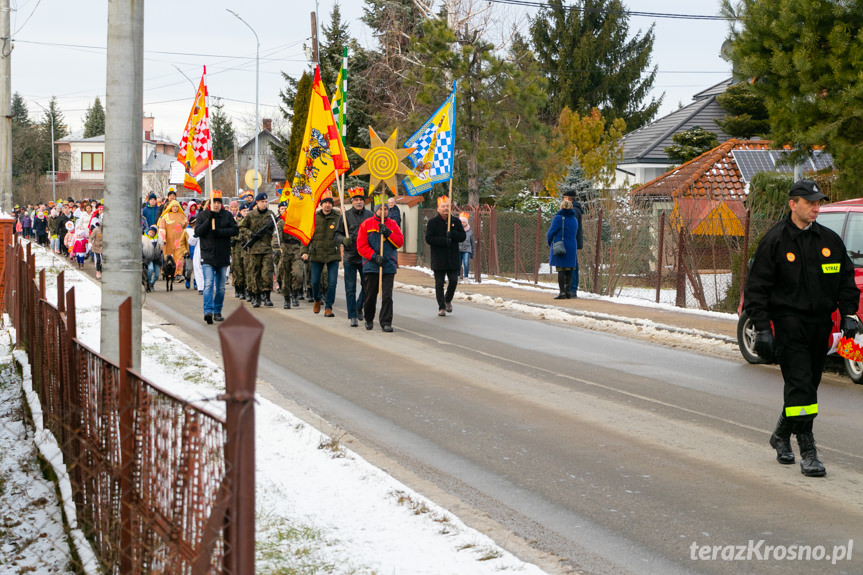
[12,185,581,332]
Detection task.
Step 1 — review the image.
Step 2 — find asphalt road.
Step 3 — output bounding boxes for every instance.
[141,279,863,575]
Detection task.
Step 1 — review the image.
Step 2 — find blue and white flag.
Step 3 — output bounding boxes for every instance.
[402,82,456,196]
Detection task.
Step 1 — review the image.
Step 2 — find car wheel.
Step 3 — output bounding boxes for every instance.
[844,357,863,384]
[737,310,765,364]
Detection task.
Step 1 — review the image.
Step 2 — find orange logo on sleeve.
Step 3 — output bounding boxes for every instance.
[822,247,831,257]
[786,252,796,262]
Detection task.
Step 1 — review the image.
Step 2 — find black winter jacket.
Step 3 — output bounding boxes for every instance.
[194,208,239,267]
[744,216,860,331]
[334,206,373,265]
[425,213,466,271]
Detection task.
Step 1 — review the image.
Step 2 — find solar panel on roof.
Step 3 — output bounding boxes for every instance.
[732,150,779,182]
[810,151,834,172]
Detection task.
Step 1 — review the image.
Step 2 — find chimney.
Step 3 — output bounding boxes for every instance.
[262,118,272,132]
[143,116,154,141]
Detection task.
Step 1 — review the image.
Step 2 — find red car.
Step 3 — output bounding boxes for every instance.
[737,198,863,383]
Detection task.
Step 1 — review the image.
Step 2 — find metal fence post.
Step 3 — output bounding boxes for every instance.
[473,205,482,284]
[655,212,665,303]
[740,209,751,297]
[534,207,541,285]
[676,229,686,307]
[117,298,134,574]
[593,207,603,293]
[219,305,264,575]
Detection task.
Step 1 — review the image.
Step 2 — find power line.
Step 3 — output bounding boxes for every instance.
[486,0,733,21]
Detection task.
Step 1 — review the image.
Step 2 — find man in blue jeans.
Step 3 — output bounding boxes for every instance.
[334,187,373,327]
[194,191,239,324]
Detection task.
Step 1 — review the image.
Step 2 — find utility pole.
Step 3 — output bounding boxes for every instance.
[311,11,319,64]
[102,0,144,369]
[0,0,12,214]
[233,137,239,196]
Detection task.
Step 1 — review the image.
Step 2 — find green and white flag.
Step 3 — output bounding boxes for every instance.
[330,46,347,145]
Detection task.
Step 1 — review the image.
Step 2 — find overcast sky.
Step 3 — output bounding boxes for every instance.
[11,0,731,143]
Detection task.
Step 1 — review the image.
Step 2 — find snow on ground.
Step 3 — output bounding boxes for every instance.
[3,246,552,574]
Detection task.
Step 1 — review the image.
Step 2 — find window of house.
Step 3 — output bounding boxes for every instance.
[81,152,103,172]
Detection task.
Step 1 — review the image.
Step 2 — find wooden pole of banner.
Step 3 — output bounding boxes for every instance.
[207,162,215,229]
[378,187,384,300]
[339,173,349,237]
[446,178,453,232]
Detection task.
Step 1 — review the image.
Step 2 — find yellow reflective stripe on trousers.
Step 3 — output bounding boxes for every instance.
[785,404,818,417]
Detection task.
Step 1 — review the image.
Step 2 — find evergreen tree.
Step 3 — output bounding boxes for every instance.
[10,92,39,181]
[664,126,719,164]
[273,71,313,180]
[408,11,548,206]
[39,97,68,175]
[728,0,863,196]
[529,0,660,130]
[209,101,236,160]
[558,155,594,202]
[11,92,30,127]
[320,2,351,91]
[83,97,105,138]
[715,81,769,139]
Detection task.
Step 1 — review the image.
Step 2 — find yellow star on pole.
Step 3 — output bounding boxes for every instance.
[350,127,416,194]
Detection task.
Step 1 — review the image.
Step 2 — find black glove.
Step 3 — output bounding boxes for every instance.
[445,237,452,246]
[446,230,456,240]
[754,330,774,362]
[372,254,384,266]
[379,225,391,237]
[842,315,859,339]
[342,236,352,248]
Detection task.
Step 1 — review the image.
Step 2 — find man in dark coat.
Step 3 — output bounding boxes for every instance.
[194,191,239,324]
[334,187,373,327]
[142,193,160,228]
[357,197,404,332]
[54,204,72,256]
[301,191,341,316]
[425,196,466,316]
[744,180,860,477]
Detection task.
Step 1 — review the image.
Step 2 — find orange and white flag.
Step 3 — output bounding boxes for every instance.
[176,66,212,194]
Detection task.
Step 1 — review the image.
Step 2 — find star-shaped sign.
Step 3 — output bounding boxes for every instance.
[350,127,416,194]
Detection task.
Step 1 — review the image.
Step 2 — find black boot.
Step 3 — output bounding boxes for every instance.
[769,414,795,464]
[245,290,254,303]
[283,296,291,309]
[252,293,261,308]
[235,286,244,299]
[797,429,826,477]
[563,270,573,299]
[263,291,274,307]
[291,292,300,307]
[554,271,567,299]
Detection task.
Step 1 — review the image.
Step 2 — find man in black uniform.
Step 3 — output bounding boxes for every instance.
[744,179,860,477]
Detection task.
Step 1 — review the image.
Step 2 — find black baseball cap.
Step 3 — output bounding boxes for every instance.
[789,179,827,202]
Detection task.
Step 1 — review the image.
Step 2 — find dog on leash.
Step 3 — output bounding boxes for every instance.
[162,255,176,292]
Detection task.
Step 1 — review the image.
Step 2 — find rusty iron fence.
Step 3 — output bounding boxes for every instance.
[416,202,773,313]
[3,237,262,574]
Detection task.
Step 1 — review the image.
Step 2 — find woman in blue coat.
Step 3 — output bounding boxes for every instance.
[546,199,579,299]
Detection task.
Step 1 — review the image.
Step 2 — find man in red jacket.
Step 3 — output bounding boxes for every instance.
[357,196,404,332]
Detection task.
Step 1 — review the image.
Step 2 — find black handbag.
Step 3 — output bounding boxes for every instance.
[552,218,566,256]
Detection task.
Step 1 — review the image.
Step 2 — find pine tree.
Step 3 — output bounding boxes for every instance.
[11,93,30,127]
[83,97,105,138]
[409,10,548,206]
[529,0,660,130]
[715,81,769,139]
[40,97,68,175]
[729,0,863,196]
[664,126,719,164]
[273,71,313,180]
[320,2,351,91]
[209,101,236,160]
[558,156,593,202]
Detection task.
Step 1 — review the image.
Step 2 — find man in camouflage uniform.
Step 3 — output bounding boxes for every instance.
[277,200,304,309]
[239,193,278,308]
[231,203,250,299]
